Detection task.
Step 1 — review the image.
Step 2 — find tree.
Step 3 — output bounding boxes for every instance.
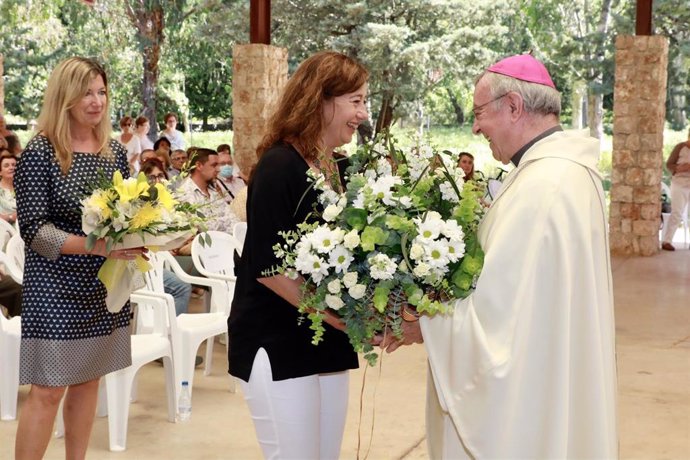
[119,0,224,138]
[271,0,513,134]
[165,1,247,129]
[653,0,690,129]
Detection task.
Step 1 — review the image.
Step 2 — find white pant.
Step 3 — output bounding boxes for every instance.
[239,348,350,459]
[662,176,690,243]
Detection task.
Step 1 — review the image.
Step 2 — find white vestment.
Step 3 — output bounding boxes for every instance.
[421,130,617,459]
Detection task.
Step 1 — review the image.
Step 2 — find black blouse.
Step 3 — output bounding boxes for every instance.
[228,143,359,382]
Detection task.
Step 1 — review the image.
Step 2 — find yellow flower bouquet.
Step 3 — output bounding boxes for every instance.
[82,170,206,312]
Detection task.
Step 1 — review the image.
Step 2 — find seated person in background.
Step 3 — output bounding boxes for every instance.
[457,151,475,181]
[216,144,246,200]
[135,116,154,151]
[118,116,142,174]
[228,162,252,224]
[140,159,193,316]
[0,150,17,223]
[161,112,185,151]
[140,148,157,164]
[5,134,22,156]
[169,149,187,177]
[153,136,172,171]
[178,147,238,232]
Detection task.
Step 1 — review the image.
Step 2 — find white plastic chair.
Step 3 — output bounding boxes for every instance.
[231,222,247,256]
[56,293,177,451]
[0,244,22,421]
[0,218,18,252]
[191,230,239,285]
[5,233,24,284]
[136,250,233,399]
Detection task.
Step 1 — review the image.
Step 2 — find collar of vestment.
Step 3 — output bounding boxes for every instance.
[511,125,563,167]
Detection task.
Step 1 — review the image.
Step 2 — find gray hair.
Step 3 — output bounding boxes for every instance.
[478,71,561,117]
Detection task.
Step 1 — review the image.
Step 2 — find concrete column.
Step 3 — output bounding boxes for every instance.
[231,44,288,176]
[609,35,669,256]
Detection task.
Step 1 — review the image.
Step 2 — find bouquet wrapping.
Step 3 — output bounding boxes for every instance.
[81,170,204,312]
[269,136,486,364]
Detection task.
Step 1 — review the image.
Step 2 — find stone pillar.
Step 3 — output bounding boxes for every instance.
[609,35,669,256]
[232,44,288,176]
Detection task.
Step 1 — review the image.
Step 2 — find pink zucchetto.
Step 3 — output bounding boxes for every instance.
[487,54,556,89]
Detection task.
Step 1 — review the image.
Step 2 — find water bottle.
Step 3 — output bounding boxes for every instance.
[177,381,192,422]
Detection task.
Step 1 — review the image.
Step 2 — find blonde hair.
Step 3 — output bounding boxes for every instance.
[37,57,113,174]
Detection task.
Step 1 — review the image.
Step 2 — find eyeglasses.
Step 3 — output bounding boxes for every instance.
[472,93,508,118]
[147,174,166,182]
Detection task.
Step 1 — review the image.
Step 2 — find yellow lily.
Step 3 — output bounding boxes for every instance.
[113,170,149,204]
[154,183,177,211]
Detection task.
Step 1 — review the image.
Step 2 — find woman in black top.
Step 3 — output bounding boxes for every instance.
[228,51,369,459]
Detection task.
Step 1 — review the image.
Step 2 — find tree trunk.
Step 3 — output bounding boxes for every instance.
[375,94,395,135]
[445,87,464,126]
[126,2,165,141]
[587,91,604,140]
[571,80,586,129]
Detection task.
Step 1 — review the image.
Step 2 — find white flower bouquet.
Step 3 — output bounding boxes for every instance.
[82,170,207,311]
[269,136,486,364]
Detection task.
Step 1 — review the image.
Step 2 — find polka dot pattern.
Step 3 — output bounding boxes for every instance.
[15,135,133,387]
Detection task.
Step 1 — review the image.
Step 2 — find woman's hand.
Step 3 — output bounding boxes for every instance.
[108,247,149,261]
[88,238,147,260]
[376,321,424,353]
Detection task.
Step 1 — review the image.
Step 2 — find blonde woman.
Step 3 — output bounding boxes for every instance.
[14,57,145,460]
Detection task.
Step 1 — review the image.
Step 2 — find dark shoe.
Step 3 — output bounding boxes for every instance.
[661,242,675,251]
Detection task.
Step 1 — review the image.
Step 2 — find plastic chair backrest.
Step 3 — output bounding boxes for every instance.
[191,231,238,277]
[232,222,247,250]
[6,234,24,282]
[142,251,166,293]
[0,219,17,251]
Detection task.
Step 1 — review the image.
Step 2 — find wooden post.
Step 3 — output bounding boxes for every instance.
[250,0,271,45]
[635,0,653,36]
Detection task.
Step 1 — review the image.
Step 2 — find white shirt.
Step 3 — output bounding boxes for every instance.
[137,133,154,151]
[164,130,185,151]
[177,177,238,232]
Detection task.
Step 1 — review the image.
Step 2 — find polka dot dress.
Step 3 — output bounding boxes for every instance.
[15,135,132,387]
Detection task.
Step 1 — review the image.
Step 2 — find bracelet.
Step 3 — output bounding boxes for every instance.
[401,305,420,322]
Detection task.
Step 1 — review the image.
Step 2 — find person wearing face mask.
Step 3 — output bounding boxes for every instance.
[215,144,246,201]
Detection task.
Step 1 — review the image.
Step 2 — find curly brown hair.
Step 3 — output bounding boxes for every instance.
[257,51,368,162]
